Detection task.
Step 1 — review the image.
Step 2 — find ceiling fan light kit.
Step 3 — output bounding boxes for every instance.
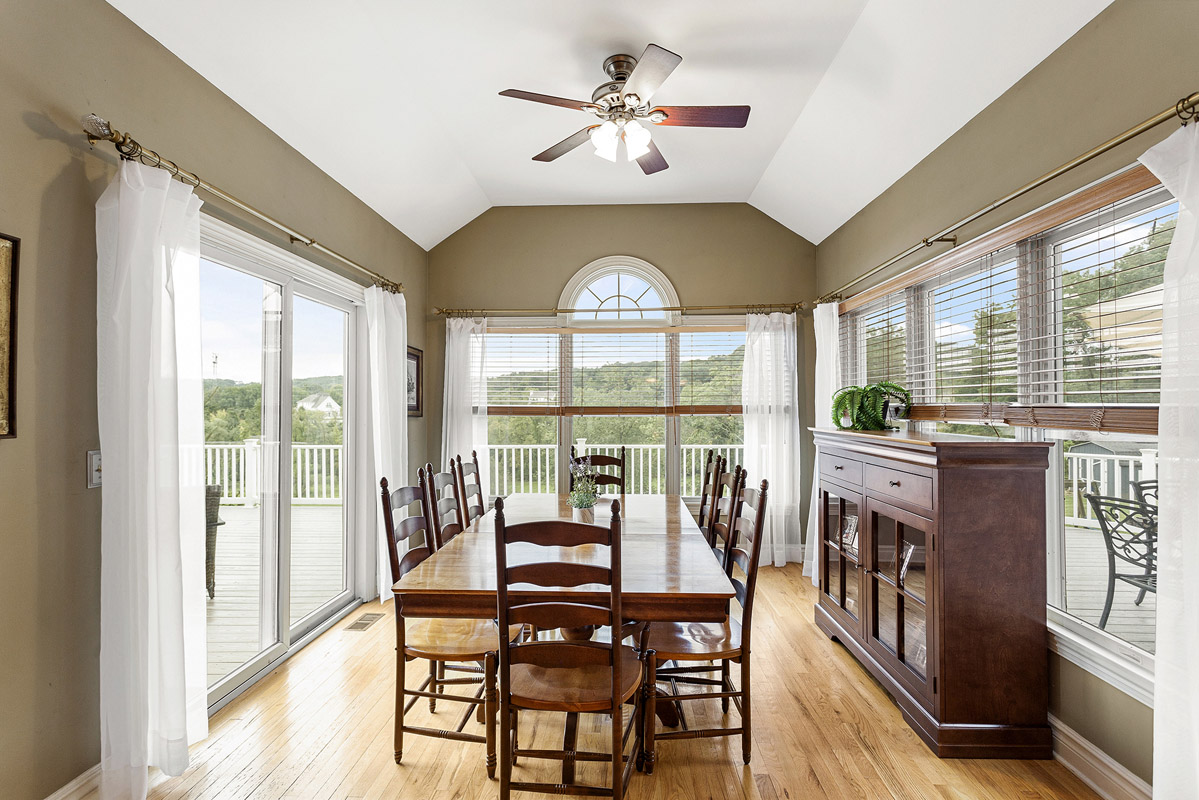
[501,43,750,175]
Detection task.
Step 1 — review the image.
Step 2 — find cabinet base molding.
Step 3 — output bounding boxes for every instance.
[815,604,1053,759]
[1049,714,1152,800]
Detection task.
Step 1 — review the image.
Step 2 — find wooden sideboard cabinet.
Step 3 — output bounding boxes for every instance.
[811,427,1054,759]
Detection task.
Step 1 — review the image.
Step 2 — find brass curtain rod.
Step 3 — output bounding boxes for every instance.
[816,92,1199,305]
[433,301,805,317]
[79,114,404,294]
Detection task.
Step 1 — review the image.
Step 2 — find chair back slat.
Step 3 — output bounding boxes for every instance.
[698,450,722,530]
[708,464,743,565]
[507,602,613,630]
[728,478,769,636]
[380,475,434,584]
[455,451,487,525]
[507,562,612,588]
[507,639,614,669]
[424,462,466,549]
[504,519,612,548]
[569,445,627,494]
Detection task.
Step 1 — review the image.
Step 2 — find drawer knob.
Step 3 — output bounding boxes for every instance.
[834,465,843,471]
[889,480,901,487]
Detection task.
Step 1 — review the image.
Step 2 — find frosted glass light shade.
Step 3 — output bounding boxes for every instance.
[623,120,652,160]
[591,121,619,162]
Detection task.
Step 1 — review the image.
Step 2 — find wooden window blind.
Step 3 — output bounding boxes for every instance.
[838,168,1173,436]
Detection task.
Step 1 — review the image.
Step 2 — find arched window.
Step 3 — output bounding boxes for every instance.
[559,256,680,324]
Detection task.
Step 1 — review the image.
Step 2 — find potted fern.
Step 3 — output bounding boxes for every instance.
[831,382,912,431]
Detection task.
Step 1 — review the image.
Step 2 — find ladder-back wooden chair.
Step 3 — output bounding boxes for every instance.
[380,473,518,777]
[696,449,723,532]
[642,477,768,772]
[493,496,653,800]
[570,445,627,494]
[707,461,743,569]
[424,461,465,549]
[454,450,487,526]
[1084,493,1158,628]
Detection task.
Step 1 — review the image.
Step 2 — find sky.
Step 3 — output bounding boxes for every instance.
[200,259,345,383]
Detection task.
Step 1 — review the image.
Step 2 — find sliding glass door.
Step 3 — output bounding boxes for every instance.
[199,246,358,705]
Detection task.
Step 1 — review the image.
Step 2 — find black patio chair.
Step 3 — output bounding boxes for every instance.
[1132,479,1158,506]
[1083,494,1158,629]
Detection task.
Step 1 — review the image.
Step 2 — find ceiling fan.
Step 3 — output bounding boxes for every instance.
[500,43,750,175]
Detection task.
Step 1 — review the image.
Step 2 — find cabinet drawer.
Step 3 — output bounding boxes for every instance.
[865,464,932,510]
[820,452,863,485]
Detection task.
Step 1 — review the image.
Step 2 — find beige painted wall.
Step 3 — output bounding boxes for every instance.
[813,0,1195,784]
[427,203,817,507]
[0,1,427,797]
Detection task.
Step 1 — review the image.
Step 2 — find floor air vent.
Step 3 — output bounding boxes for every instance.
[345,612,384,632]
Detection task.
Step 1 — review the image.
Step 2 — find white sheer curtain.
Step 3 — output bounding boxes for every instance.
[1141,123,1199,798]
[804,303,841,584]
[96,160,207,799]
[442,318,489,496]
[365,285,408,603]
[742,312,804,566]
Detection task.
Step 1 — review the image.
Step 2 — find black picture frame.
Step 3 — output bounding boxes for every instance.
[407,345,423,417]
[0,232,18,439]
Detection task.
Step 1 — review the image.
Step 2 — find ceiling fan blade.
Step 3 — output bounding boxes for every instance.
[651,105,751,128]
[620,44,682,107]
[636,140,669,175]
[500,89,597,112]
[532,127,599,162]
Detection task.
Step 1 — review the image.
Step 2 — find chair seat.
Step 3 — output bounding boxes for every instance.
[648,618,742,661]
[510,645,642,713]
[404,617,522,660]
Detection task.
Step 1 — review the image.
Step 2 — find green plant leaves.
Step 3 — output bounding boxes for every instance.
[830,381,910,431]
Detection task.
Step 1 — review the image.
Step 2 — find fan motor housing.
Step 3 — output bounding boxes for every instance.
[593,53,639,110]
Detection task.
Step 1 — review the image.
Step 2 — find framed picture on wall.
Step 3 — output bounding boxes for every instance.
[0,232,18,438]
[407,345,423,417]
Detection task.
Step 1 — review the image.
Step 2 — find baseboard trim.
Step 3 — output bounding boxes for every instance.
[1050,714,1151,800]
[44,763,100,800]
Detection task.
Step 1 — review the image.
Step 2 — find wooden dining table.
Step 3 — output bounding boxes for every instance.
[392,493,736,623]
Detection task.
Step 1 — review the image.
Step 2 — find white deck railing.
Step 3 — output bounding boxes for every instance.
[206,441,342,505]
[1064,449,1157,527]
[486,443,745,496]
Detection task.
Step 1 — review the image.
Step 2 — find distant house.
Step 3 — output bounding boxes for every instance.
[1067,440,1156,497]
[296,392,341,419]
[528,389,557,403]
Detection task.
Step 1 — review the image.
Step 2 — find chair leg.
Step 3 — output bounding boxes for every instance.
[740,653,752,766]
[1100,571,1116,629]
[1135,587,1148,606]
[484,652,497,780]
[643,656,658,776]
[612,698,624,800]
[428,659,440,712]
[394,632,406,764]
[511,707,520,765]
[499,700,512,800]
[562,712,579,784]
[721,660,730,714]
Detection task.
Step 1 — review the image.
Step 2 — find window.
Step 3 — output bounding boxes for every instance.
[837,169,1175,694]
[485,258,742,497]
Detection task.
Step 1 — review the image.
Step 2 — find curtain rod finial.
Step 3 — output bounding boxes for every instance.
[81,113,115,141]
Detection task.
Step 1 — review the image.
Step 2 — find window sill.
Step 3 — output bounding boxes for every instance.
[1047,607,1155,708]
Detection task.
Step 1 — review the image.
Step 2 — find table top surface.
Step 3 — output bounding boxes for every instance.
[393,493,736,602]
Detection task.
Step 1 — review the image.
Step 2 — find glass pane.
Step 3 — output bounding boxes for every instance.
[844,565,860,620]
[875,513,898,582]
[825,545,840,602]
[200,259,281,687]
[875,583,898,656]
[679,415,743,496]
[573,415,665,494]
[289,296,347,627]
[897,523,927,603]
[824,491,843,546]
[840,500,861,563]
[1058,437,1157,653]
[488,416,558,494]
[903,599,928,679]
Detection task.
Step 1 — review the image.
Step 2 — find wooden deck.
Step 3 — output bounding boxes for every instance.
[207,505,345,686]
[135,566,1102,800]
[1061,524,1156,652]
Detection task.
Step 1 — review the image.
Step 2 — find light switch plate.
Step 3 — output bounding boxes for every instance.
[87,450,102,488]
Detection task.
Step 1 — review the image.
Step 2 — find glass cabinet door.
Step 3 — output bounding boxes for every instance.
[866,498,934,701]
[820,484,864,632]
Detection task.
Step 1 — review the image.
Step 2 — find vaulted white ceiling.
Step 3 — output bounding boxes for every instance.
[106,0,1112,250]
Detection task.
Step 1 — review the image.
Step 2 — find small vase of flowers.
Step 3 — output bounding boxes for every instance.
[568,457,599,524]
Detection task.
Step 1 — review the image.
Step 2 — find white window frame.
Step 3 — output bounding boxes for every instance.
[199,214,368,711]
[558,255,682,326]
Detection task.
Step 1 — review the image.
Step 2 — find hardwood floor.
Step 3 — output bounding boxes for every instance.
[118,565,1099,799]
